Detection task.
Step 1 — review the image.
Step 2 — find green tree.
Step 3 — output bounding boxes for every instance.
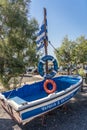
[0,0,39,88]
[55,36,76,65]
[54,35,87,75]
[75,36,87,63]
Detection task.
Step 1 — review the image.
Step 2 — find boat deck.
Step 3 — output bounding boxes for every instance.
[2,76,80,104]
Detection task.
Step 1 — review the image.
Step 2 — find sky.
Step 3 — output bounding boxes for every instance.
[30,0,87,56]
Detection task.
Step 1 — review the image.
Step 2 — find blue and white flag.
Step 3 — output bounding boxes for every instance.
[36,15,48,51]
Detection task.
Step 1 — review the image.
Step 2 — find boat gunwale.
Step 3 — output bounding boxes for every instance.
[7,76,82,111]
[0,75,82,111]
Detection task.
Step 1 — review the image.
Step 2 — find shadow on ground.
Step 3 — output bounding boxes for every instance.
[0,118,16,130]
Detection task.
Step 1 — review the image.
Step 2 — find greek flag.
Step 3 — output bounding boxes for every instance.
[36,15,48,51]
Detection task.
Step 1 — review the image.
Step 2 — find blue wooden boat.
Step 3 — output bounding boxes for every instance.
[0,75,82,124]
[0,8,83,125]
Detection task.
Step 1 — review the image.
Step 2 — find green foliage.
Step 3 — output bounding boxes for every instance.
[76,40,87,63]
[55,36,76,65]
[0,0,39,88]
[78,68,85,77]
[55,35,87,67]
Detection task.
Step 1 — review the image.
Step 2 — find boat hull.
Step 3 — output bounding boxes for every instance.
[20,84,81,124]
[0,75,82,125]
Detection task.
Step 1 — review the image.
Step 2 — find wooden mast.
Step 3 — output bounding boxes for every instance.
[44,8,48,75]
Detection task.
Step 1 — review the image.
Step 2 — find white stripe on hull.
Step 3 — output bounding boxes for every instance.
[20,85,81,124]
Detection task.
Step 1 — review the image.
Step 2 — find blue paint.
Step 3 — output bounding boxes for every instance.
[21,90,78,120]
[2,76,81,104]
[38,55,58,78]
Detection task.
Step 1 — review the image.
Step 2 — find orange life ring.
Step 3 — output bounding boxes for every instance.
[44,79,57,94]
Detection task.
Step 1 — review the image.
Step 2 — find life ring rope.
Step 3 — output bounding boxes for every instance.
[52,58,55,62]
[44,79,57,94]
[40,60,45,64]
[52,70,57,73]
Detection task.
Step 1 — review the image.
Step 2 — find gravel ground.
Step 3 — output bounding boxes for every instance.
[0,77,87,130]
